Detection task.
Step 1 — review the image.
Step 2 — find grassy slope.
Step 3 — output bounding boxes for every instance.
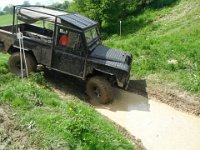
[0,14,12,26]
[104,0,200,94]
[0,16,134,149]
[0,0,199,147]
[0,57,134,149]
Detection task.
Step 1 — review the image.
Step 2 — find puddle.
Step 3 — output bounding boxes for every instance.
[95,89,200,150]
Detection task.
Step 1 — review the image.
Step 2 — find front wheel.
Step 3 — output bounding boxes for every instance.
[8,52,37,77]
[86,76,113,104]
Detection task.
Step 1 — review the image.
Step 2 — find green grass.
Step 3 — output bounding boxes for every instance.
[0,53,9,74]
[0,14,13,26]
[104,0,200,94]
[0,54,134,149]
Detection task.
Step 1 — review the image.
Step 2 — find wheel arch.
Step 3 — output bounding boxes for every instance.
[86,68,117,86]
[8,46,38,64]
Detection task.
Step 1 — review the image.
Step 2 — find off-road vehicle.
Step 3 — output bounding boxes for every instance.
[0,6,132,104]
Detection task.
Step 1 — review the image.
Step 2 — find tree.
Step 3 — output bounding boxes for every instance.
[70,0,102,28]
[70,0,135,32]
[23,1,30,6]
[3,5,13,14]
[0,11,5,16]
[51,1,70,10]
[35,2,41,6]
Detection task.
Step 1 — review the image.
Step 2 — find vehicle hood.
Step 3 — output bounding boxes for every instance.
[89,45,130,63]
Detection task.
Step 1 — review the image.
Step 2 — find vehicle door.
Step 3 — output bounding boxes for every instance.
[52,26,86,77]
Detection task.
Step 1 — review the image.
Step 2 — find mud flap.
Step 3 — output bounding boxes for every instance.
[124,75,130,90]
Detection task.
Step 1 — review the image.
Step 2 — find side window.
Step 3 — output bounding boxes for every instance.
[57,27,82,50]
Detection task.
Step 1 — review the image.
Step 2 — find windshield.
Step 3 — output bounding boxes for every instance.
[85,28,99,44]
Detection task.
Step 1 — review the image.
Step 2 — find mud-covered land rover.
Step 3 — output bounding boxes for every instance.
[0,6,132,104]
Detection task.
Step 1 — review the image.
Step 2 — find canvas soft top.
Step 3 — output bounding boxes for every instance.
[16,6,98,30]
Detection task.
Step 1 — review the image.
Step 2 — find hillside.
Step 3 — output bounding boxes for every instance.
[0,14,12,26]
[0,0,200,149]
[105,0,200,94]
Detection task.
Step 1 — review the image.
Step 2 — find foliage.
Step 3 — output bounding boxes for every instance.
[35,2,41,6]
[23,0,31,6]
[0,54,134,149]
[2,0,30,15]
[3,5,13,14]
[70,0,136,33]
[0,11,6,16]
[70,0,180,34]
[51,1,70,10]
[104,0,200,93]
[150,0,180,8]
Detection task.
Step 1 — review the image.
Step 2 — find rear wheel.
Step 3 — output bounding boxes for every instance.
[86,76,113,104]
[8,52,37,77]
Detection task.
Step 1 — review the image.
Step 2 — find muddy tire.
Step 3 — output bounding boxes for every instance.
[86,76,113,104]
[8,52,37,77]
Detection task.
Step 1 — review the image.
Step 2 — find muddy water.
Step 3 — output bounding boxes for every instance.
[95,89,200,150]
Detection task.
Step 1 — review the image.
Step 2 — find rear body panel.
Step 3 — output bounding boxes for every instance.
[0,25,15,53]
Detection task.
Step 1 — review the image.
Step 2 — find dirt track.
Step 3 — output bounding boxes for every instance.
[45,71,200,150]
[95,89,200,150]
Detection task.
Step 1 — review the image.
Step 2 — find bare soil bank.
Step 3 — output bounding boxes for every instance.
[0,105,36,149]
[127,80,200,116]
